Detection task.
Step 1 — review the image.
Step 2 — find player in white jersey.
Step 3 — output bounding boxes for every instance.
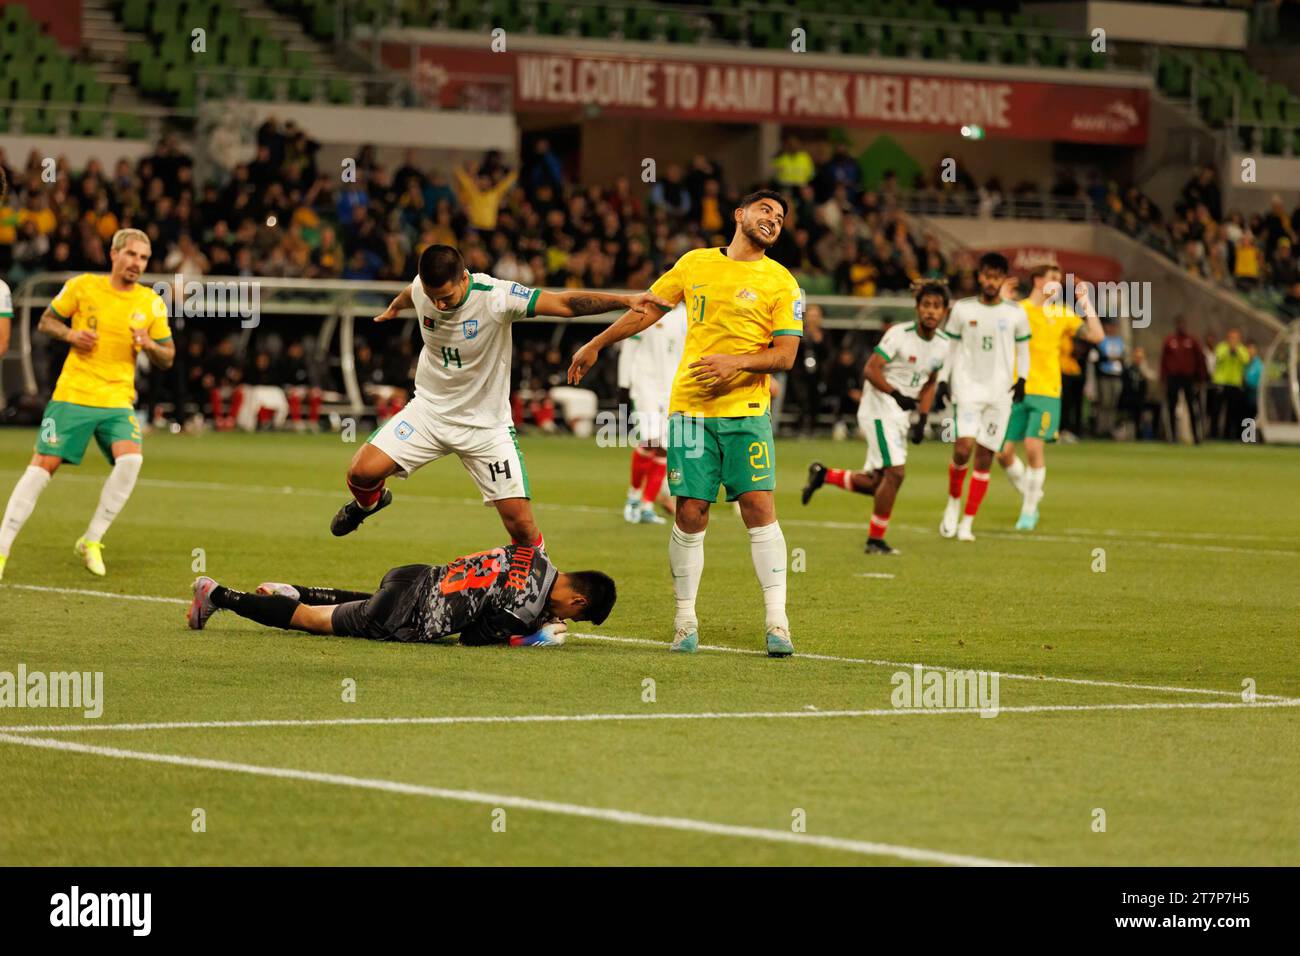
[801,282,950,554]
[616,302,687,524]
[935,252,1030,541]
[330,245,667,546]
[0,277,12,372]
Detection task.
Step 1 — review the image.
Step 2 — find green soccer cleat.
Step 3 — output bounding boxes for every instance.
[1015,511,1039,531]
[75,537,106,576]
[766,627,795,658]
[670,626,698,653]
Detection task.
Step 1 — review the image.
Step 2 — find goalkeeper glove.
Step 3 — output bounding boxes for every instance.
[890,390,918,411]
[932,381,950,411]
[509,621,568,647]
[1010,378,1026,403]
[909,419,926,445]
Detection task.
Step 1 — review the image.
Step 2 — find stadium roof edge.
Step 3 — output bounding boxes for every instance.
[367,28,1154,90]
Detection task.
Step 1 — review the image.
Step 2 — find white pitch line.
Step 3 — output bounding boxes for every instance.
[3,697,1296,735]
[856,572,896,579]
[0,731,1028,867]
[2,582,1286,703]
[886,522,1300,558]
[574,633,1291,702]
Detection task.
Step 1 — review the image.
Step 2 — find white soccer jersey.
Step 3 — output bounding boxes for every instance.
[860,322,949,418]
[627,303,687,406]
[942,297,1030,405]
[409,272,538,428]
[0,279,12,320]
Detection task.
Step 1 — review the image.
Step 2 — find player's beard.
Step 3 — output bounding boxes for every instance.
[742,219,777,250]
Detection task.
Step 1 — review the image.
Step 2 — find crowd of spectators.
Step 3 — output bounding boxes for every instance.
[0,128,1284,438]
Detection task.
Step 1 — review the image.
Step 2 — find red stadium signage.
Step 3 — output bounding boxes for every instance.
[392,45,1148,145]
[509,53,1148,145]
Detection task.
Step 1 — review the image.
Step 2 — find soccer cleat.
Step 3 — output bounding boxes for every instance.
[623,491,642,523]
[865,538,900,555]
[0,553,6,581]
[75,537,106,576]
[801,462,827,505]
[637,504,667,524]
[766,627,795,658]
[939,497,962,538]
[188,576,219,630]
[956,516,976,542]
[670,626,698,653]
[257,582,301,600]
[1015,511,1039,531]
[330,488,393,537]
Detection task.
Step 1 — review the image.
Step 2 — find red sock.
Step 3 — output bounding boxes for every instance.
[868,510,891,540]
[308,391,322,423]
[347,476,385,509]
[826,467,851,489]
[964,470,990,516]
[630,448,651,490]
[209,387,224,417]
[948,462,968,499]
[228,388,245,422]
[642,456,667,504]
[533,531,545,551]
[287,391,302,421]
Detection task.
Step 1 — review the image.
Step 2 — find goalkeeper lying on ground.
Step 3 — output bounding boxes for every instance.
[187,544,615,647]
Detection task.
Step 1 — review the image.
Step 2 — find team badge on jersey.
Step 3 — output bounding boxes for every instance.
[734,288,758,302]
[395,420,414,440]
[463,319,478,339]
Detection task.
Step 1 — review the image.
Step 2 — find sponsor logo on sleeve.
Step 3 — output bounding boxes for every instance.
[509,283,531,299]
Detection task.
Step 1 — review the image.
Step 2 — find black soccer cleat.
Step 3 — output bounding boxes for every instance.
[330,488,393,537]
[801,462,827,505]
[865,537,900,556]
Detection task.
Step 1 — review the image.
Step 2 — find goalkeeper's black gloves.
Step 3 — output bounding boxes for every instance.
[890,390,918,412]
[1010,378,1026,403]
[932,381,950,411]
[908,419,926,445]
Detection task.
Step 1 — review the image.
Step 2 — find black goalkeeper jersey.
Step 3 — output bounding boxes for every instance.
[419,545,558,645]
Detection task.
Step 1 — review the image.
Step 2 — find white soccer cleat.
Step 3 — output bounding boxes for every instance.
[939,497,962,538]
[956,516,976,542]
[622,491,641,523]
[637,504,666,524]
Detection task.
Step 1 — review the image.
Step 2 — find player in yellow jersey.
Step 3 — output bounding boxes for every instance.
[0,229,173,580]
[996,263,1102,530]
[568,191,803,657]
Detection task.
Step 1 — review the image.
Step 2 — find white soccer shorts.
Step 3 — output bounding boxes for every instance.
[954,398,1013,452]
[858,405,909,470]
[630,390,670,447]
[369,400,529,503]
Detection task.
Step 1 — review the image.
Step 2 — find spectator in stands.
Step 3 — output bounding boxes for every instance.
[772,134,815,190]
[1212,328,1250,440]
[452,163,516,233]
[1160,316,1207,443]
[648,163,691,219]
[1281,279,1300,321]
[1232,230,1261,291]
[524,138,564,196]
[1260,195,1295,259]
[1270,237,1298,288]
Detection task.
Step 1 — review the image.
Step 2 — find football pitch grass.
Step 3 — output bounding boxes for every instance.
[0,427,1297,866]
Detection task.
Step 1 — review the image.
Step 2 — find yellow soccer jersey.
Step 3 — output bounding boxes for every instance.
[1021,299,1082,399]
[649,247,803,418]
[49,274,171,409]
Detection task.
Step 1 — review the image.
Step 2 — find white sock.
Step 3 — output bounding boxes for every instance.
[1003,455,1026,491]
[1025,466,1046,513]
[84,453,143,543]
[0,466,52,556]
[668,525,705,628]
[747,521,789,632]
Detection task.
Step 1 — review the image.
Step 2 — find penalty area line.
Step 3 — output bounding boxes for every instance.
[4,698,1297,735]
[0,731,1028,867]
[1,582,1285,703]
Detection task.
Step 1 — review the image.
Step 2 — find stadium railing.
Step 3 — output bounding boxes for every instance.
[191,65,513,112]
[2,272,910,420]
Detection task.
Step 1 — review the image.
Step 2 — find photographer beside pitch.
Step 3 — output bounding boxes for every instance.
[189,543,615,647]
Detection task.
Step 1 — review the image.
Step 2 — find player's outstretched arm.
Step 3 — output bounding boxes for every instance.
[535,289,669,319]
[567,301,671,384]
[374,286,414,322]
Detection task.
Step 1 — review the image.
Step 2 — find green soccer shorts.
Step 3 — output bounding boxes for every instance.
[667,413,775,502]
[1005,394,1062,443]
[34,401,141,465]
